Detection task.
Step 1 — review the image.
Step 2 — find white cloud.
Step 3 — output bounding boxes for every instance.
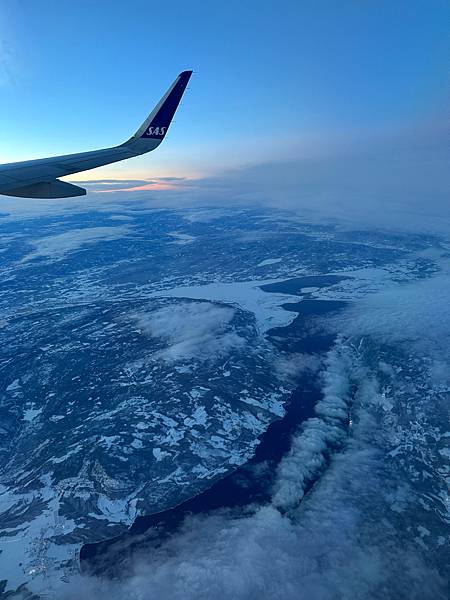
[148,279,299,335]
[132,302,246,362]
[190,125,450,235]
[61,267,450,600]
[20,225,133,263]
[274,353,323,382]
[331,271,450,364]
[64,343,445,599]
[272,342,353,510]
[1,125,448,237]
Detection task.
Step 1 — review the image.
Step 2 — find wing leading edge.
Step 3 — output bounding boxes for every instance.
[0,70,192,198]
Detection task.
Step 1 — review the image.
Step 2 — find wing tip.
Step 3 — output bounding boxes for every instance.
[125,70,193,145]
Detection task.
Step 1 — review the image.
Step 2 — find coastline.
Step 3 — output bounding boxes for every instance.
[81,285,349,578]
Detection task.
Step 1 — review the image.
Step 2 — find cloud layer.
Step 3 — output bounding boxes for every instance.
[65,343,447,600]
[132,301,246,362]
[20,225,133,262]
[62,263,450,600]
[0,123,447,238]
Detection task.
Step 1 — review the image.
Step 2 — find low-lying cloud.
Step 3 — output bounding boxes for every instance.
[132,301,246,362]
[60,262,450,600]
[331,269,450,365]
[184,124,449,234]
[1,124,447,237]
[64,337,447,600]
[20,225,133,263]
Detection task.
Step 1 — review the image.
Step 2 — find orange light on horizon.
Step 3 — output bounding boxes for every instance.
[94,181,180,193]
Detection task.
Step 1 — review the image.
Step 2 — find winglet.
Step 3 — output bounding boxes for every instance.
[125,71,192,146]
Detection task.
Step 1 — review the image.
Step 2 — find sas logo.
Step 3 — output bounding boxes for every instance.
[146,126,166,136]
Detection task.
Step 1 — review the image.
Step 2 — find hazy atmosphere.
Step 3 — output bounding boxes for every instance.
[0,2,449,599]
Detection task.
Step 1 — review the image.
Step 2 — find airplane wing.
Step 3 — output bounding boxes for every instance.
[0,70,192,198]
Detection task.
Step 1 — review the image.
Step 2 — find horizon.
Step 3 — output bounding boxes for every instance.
[1,3,450,599]
[1,0,448,189]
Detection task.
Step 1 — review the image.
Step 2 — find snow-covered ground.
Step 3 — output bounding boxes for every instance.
[0,204,448,598]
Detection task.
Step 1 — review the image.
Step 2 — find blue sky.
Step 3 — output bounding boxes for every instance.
[0,0,448,180]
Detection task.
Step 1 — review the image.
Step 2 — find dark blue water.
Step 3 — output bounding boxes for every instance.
[80,281,349,578]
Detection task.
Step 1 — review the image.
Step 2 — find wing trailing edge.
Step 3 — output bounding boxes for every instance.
[4,180,87,198]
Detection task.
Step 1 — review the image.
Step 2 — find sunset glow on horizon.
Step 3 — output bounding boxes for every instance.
[1,0,447,190]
